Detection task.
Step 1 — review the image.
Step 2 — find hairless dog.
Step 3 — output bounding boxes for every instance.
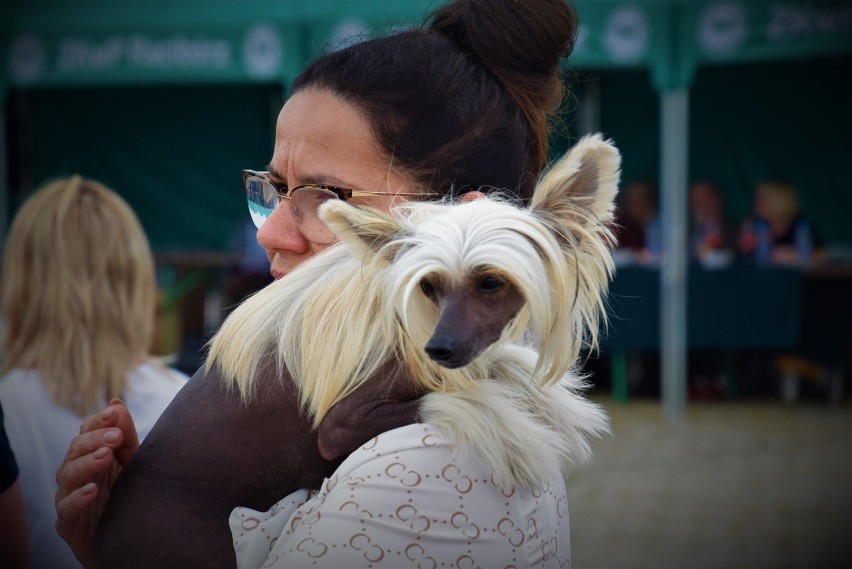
[95,359,422,568]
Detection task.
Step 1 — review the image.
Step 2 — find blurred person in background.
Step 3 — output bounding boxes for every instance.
[0,402,28,569]
[688,180,736,267]
[613,179,660,264]
[686,180,737,398]
[0,176,188,567]
[738,180,826,267]
[686,181,740,398]
[53,0,586,567]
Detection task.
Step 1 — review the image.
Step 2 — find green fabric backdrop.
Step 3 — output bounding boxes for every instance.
[3,1,851,250]
[689,55,852,243]
[10,53,852,251]
[561,54,852,244]
[10,83,281,250]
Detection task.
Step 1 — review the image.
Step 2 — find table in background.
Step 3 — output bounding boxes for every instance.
[600,264,803,402]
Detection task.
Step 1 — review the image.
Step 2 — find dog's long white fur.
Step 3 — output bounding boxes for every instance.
[207,134,620,489]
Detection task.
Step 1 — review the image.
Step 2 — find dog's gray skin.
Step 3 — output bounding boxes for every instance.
[422,273,526,368]
[95,359,421,568]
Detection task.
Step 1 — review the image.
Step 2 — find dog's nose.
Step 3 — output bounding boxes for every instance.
[425,334,455,362]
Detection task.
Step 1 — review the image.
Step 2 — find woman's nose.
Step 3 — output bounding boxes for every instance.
[256,200,309,255]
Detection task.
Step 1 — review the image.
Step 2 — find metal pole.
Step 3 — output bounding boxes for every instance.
[660,88,689,421]
[578,79,601,136]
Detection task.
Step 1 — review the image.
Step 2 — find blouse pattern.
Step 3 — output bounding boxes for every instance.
[230,424,571,569]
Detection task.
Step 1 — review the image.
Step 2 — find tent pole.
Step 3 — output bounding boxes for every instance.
[660,88,689,421]
[579,78,601,136]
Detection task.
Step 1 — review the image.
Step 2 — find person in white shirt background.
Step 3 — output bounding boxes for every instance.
[0,175,187,568]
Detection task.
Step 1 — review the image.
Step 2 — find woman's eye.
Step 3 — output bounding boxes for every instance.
[420,279,435,297]
[478,276,503,293]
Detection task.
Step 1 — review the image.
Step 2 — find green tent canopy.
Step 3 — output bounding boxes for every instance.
[3,1,850,92]
[2,0,849,251]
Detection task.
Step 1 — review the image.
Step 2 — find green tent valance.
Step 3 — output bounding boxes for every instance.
[0,0,432,90]
[571,0,852,89]
[2,1,850,93]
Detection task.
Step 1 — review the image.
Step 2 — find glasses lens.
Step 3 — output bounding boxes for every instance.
[291,188,339,244]
[246,176,279,229]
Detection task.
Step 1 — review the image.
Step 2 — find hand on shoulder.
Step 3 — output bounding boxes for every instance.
[55,399,139,568]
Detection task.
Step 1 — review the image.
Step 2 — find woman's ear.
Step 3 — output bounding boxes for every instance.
[458,190,487,203]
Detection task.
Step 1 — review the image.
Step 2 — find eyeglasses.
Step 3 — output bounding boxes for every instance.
[243,169,433,244]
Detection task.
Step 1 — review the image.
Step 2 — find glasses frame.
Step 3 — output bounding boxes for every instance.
[242,169,437,243]
[242,169,434,204]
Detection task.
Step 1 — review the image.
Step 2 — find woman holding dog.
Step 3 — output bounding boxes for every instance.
[54,0,599,566]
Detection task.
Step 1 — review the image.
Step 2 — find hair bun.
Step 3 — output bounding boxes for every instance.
[428,0,578,167]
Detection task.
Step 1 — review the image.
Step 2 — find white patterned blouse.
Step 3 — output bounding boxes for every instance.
[230,423,572,569]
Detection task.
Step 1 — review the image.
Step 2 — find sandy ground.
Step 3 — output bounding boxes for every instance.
[566,399,852,569]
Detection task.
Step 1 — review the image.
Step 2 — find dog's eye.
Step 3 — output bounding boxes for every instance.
[420,279,436,297]
[478,276,503,293]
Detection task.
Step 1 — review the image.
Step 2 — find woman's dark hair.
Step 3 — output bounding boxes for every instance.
[292,0,578,201]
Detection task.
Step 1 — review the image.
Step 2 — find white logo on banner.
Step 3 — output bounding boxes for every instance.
[243,24,282,79]
[767,4,852,41]
[9,34,46,83]
[329,19,369,52]
[700,3,747,56]
[604,6,650,63]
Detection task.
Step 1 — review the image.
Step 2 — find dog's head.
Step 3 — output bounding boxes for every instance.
[321,134,620,385]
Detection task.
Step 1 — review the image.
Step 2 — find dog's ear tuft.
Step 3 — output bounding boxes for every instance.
[320,200,409,262]
[530,134,621,235]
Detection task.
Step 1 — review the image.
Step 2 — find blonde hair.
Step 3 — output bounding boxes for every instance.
[1,176,157,415]
[757,181,799,221]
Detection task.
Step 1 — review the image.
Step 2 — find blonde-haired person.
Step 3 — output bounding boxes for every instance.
[739,180,826,266]
[0,176,187,568]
